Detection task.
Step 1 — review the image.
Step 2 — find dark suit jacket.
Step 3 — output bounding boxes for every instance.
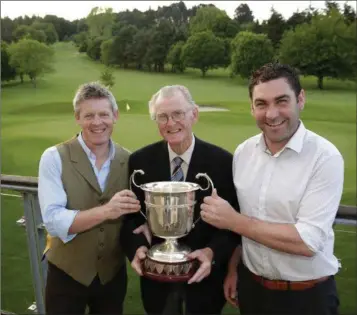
[121,136,241,273]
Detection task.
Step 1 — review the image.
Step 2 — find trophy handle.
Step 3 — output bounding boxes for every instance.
[195,173,215,192]
[129,169,147,221]
[192,173,215,228]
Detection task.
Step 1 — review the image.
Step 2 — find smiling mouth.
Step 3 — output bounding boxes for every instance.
[266,120,286,127]
[168,129,181,134]
[91,129,106,134]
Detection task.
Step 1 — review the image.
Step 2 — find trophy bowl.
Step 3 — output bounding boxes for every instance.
[130,170,214,282]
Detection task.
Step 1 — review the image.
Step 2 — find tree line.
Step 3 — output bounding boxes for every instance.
[1,1,356,89]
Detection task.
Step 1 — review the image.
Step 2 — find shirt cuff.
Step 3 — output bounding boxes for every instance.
[52,209,79,243]
[295,221,325,253]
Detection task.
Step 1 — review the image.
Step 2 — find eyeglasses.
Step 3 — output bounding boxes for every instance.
[155,109,192,125]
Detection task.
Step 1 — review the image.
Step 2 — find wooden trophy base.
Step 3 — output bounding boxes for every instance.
[142,256,198,282]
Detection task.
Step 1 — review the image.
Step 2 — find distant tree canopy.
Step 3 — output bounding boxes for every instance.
[1,41,17,81]
[167,41,186,73]
[182,31,226,77]
[279,8,356,89]
[8,39,55,87]
[234,3,254,28]
[231,31,274,79]
[1,0,356,88]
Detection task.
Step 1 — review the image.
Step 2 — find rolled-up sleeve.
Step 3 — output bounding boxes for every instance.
[38,147,79,243]
[295,154,344,253]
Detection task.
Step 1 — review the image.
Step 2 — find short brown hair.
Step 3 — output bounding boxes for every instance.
[248,63,302,100]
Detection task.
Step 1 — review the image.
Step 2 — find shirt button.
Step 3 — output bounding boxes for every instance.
[100,243,104,247]
[100,228,104,232]
[98,255,102,260]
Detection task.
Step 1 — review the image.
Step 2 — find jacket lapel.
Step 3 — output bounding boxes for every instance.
[152,141,171,182]
[68,138,102,195]
[104,145,127,195]
[186,137,205,183]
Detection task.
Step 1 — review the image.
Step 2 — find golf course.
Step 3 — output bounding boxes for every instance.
[1,42,356,314]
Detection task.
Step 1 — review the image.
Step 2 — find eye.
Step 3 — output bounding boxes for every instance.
[277,99,288,105]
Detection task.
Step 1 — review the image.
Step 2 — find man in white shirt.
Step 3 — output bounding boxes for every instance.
[200,63,343,314]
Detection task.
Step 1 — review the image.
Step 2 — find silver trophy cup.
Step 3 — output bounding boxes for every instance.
[130,169,214,282]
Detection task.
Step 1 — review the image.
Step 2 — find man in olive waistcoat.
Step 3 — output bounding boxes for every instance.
[38,82,141,314]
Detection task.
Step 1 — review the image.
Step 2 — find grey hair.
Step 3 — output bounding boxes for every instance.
[148,85,198,120]
[73,81,118,113]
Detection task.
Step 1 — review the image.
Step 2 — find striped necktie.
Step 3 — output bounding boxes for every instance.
[171,156,184,181]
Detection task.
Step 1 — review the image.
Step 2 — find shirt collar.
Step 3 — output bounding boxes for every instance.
[256,120,306,155]
[77,132,115,161]
[168,134,195,165]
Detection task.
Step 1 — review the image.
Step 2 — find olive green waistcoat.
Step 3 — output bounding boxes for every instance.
[46,137,130,286]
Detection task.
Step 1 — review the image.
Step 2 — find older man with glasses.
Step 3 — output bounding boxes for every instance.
[120,85,241,315]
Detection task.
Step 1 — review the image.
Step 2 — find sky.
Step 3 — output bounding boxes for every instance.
[1,1,356,22]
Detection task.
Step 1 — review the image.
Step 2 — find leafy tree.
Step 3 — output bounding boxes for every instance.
[343,2,356,24]
[262,8,286,48]
[115,9,151,30]
[189,4,217,18]
[8,39,54,87]
[42,15,77,41]
[75,18,89,33]
[13,15,38,27]
[144,19,177,72]
[286,10,313,30]
[31,21,59,44]
[167,41,186,73]
[181,31,226,77]
[100,38,115,66]
[231,31,274,79]
[131,28,152,70]
[100,67,115,89]
[324,1,340,14]
[28,28,47,43]
[86,37,104,60]
[111,25,138,68]
[155,1,191,29]
[1,17,15,43]
[234,3,254,25]
[86,7,114,39]
[279,9,356,89]
[239,20,263,34]
[1,41,17,81]
[73,31,88,52]
[12,24,47,43]
[13,25,31,42]
[189,6,237,38]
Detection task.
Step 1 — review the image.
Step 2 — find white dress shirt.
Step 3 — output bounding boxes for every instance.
[38,133,115,243]
[168,135,195,180]
[233,121,344,281]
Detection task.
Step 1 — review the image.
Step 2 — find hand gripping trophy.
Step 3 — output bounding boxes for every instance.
[130,169,214,282]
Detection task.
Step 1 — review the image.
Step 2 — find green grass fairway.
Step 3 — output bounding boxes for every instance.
[1,42,356,314]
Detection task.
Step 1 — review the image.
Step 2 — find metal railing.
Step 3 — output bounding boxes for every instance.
[1,175,46,315]
[1,174,356,314]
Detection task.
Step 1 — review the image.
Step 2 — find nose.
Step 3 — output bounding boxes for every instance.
[166,116,176,126]
[92,115,102,125]
[266,106,279,120]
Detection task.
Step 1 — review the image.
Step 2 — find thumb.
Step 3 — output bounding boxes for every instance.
[186,250,198,260]
[230,287,237,299]
[211,188,218,198]
[138,247,148,259]
[133,226,143,234]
